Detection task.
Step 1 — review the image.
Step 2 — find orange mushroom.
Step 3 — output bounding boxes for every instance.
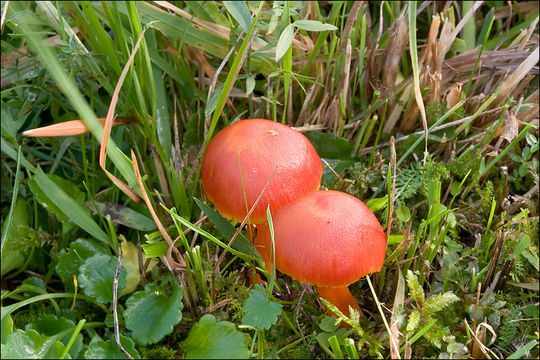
[201,119,322,225]
[259,190,387,318]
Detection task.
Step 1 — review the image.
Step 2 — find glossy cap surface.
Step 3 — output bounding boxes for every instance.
[261,190,387,287]
[202,119,322,224]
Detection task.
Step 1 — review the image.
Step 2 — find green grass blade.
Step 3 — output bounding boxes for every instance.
[1,137,36,173]
[464,8,494,96]
[479,123,536,178]
[0,146,23,258]
[462,1,476,51]
[163,206,258,264]
[194,198,258,258]
[507,339,538,359]
[1,293,74,322]
[223,1,252,33]
[281,1,293,124]
[400,318,437,353]
[33,167,111,246]
[207,1,264,143]
[11,3,139,191]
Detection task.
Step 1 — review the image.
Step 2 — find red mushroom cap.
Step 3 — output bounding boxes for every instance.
[201,119,322,224]
[261,190,387,287]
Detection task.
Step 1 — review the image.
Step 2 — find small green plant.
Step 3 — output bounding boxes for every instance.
[508,132,539,192]
[405,270,460,349]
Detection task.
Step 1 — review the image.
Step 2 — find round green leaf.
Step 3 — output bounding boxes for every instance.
[182,314,248,359]
[56,238,108,288]
[1,329,66,359]
[78,254,126,304]
[84,336,140,359]
[123,278,183,346]
[242,284,282,330]
[25,314,83,358]
[396,206,411,222]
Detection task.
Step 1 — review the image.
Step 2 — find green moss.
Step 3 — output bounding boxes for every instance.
[140,345,177,359]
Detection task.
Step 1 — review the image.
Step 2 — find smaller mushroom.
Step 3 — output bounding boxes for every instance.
[259,190,387,318]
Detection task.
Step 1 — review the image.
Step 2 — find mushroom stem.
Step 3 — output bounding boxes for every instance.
[317,286,364,318]
[249,224,269,285]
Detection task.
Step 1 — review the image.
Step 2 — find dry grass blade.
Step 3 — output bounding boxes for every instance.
[22,117,135,137]
[152,1,229,40]
[423,14,441,104]
[130,149,186,271]
[518,15,539,51]
[408,3,428,163]
[0,1,9,32]
[152,1,277,52]
[493,2,539,20]
[381,10,409,133]
[342,38,352,114]
[339,1,364,54]
[382,11,408,101]
[450,2,484,41]
[387,136,397,238]
[99,23,154,203]
[385,83,413,134]
[464,319,500,359]
[390,268,405,359]
[494,46,540,107]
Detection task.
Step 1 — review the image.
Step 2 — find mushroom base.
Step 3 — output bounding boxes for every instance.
[317,286,363,319]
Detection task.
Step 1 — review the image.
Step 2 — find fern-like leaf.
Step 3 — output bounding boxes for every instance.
[406,309,421,335]
[422,292,460,317]
[406,270,425,306]
[421,324,449,349]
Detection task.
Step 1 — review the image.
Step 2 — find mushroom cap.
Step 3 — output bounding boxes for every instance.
[201,119,322,224]
[261,190,387,287]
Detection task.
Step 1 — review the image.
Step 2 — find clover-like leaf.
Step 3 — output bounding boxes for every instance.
[84,335,140,359]
[78,254,126,304]
[26,314,83,358]
[1,329,66,359]
[275,23,294,62]
[242,284,282,330]
[319,315,340,333]
[123,277,183,346]
[182,314,248,359]
[56,238,109,289]
[293,19,338,32]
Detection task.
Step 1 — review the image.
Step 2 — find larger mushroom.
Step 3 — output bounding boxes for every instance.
[201,119,322,225]
[258,190,387,317]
